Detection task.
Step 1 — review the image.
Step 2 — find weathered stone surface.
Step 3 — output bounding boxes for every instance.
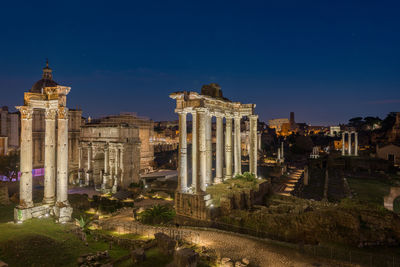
[154,232,177,255]
[53,205,73,223]
[242,258,250,265]
[174,247,198,267]
[131,248,146,263]
[0,260,8,267]
[220,258,234,267]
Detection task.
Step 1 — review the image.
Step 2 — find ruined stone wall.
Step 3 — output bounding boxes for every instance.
[220,182,270,215]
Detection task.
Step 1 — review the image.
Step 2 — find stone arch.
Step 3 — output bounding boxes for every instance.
[384,186,400,211]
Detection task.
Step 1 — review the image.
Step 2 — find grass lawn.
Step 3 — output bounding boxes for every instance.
[346,177,391,206]
[0,217,129,267]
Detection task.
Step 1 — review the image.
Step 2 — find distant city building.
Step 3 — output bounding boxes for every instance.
[268,118,289,131]
[0,106,19,150]
[0,137,8,155]
[376,144,400,166]
[329,126,341,136]
[389,113,400,142]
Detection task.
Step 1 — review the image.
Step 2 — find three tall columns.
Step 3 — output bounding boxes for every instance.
[341,131,358,156]
[18,106,69,208]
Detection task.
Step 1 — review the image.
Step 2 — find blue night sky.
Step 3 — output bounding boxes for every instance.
[0,0,399,125]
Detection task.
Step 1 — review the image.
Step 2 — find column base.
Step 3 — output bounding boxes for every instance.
[14,204,52,223]
[42,197,55,205]
[214,177,223,184]
[54,202,73,223]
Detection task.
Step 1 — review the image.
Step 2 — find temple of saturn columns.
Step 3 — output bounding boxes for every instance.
[341,131,358,156]
[170,84,258,220]
[15,84,73,223]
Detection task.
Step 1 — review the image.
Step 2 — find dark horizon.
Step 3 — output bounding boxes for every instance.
[1,1,399,125]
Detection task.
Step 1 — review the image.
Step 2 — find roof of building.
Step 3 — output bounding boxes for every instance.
[30,60,58,93]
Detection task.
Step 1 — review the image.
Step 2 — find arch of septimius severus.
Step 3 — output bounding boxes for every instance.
[170,84,258,220]
[15,81,73,223]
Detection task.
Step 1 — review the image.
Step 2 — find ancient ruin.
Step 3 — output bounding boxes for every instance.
[15,77,73,223]
[78,123,141,192]
[170,83,258,220]
[341,131,358,156]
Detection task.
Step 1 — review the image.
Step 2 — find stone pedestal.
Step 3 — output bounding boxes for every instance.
[14,204,52,222]
[53,204,73,223]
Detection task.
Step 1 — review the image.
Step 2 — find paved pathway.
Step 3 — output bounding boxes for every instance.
[101,209,355,267]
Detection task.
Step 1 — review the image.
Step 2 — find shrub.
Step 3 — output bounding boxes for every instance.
[137,204,175,225]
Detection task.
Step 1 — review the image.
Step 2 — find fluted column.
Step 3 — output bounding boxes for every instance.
[249,115,258,177]
[191,112,197,190]
[197,109,207,192]
[348,132,352,155]
[225,116,233,179]
[104,144,109,174]
[17,106,34,208]
[342,132,345,156]
[178,111,187,192]
[205,113,212,185]
[355,132,358,156]
[120,148,125,187]
[56,107,69,205]
[215,115,223,183]
[234,114,242,176]
[43,108,57,204]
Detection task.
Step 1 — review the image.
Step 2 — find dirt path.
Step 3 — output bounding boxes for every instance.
[102,209,356,267]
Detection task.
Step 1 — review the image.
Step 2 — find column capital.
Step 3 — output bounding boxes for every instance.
[215,112,224,118]
[233,112,242,119]
[45,108,57,120]
[58,107,69,119]
[176,109,188,115]
[16,106,33,120]
[249,114,258,120]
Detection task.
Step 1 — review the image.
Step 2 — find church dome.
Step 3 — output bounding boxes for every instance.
[30,60,58,93]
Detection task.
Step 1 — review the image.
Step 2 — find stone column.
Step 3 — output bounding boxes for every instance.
[249,115,258,177]
[17,106,34,208]
[342,132,345,156]
[281,141,284,159]
[205,113,212,185]
[258,133,262,151]
[225,116,233,179]
[354,132,358,156]
[86,144,92,186]
[197,109,207,192]
[56,107,69,205]
[277,147,281,160]
[234,114,242,176]
[120,148,125,187]
[191,112,197,190]
[43,108,57,204]
[215,114,223,183]
[104,144,109,174]
[348,132,352,155]
[178,111,187,192]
